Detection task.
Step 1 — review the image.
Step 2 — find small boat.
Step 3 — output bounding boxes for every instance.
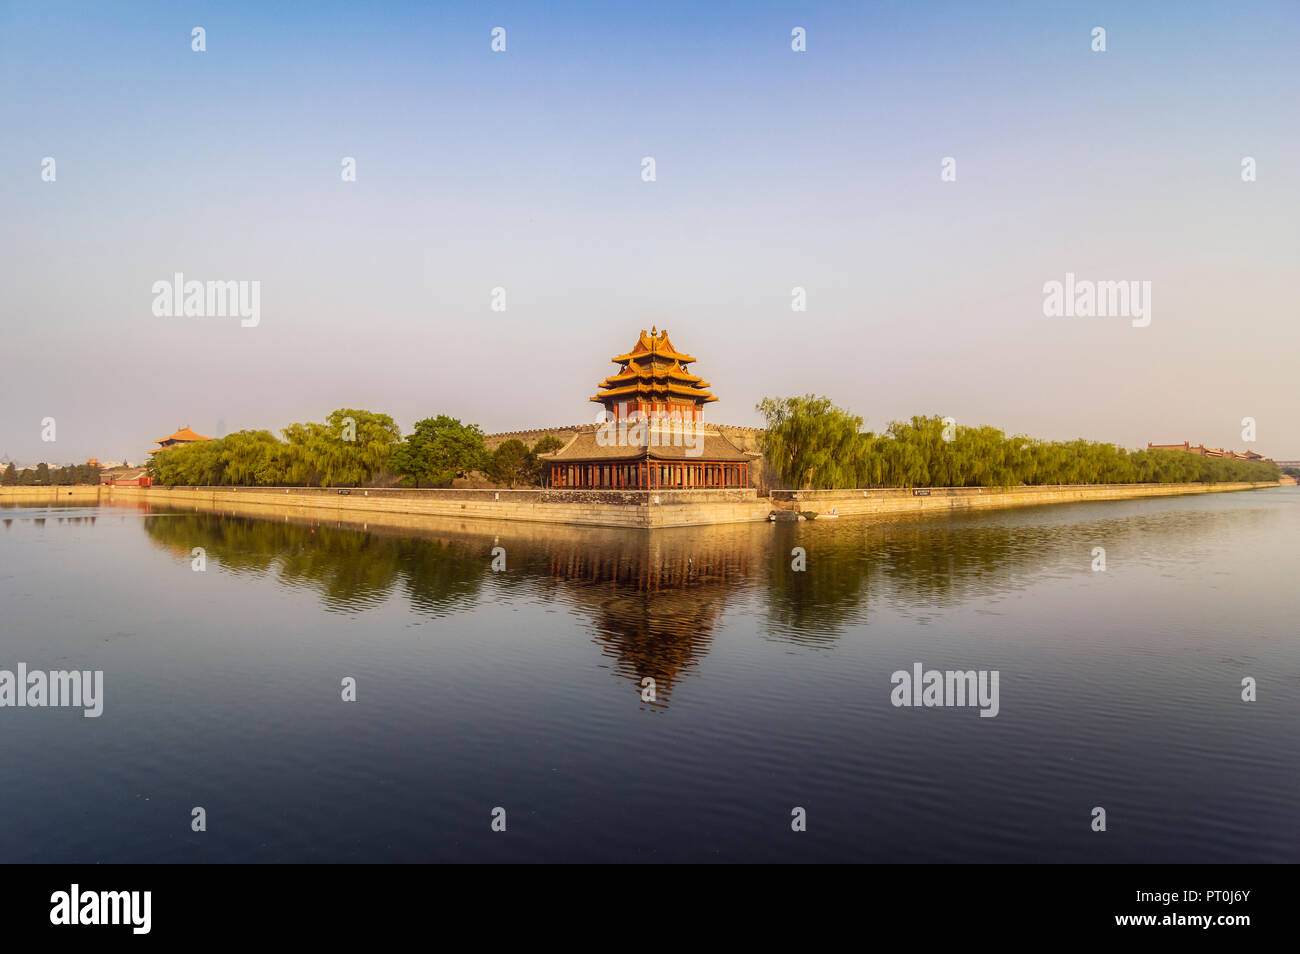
[820,507,840,518]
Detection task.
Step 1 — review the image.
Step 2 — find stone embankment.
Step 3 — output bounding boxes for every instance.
[0,480,1281,528]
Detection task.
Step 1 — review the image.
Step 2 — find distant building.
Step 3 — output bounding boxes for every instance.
[1147,442,1272,463]
[151,426,212,454]
[103,471,151,487]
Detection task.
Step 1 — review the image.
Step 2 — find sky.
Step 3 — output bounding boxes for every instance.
[1,0,1297,465]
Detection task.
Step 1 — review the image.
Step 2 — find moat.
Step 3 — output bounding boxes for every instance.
[1,488,1296,862]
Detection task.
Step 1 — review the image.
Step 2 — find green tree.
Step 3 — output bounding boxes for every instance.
[279,410,401,487]
[2,463,17,486]
[318,409,402,487]
[757,395,866,489]
[391,416,486,487]
[755,397,1279,490]
[34,463,49,485]
[487,439,533,487]
[219,430,288,485]
[281,422,326,485]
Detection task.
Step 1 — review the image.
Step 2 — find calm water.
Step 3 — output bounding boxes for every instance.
[1,489,1297,862]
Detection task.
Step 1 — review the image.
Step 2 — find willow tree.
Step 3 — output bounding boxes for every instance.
[280,409,400,487]
[218,430,288,486]
[756,395,866,489]
[148,439,226,485]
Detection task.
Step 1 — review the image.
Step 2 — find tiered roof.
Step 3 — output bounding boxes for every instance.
[154,426,211,447]
[591,327,718,406]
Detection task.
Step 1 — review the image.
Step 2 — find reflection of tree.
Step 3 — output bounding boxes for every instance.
[763,506,1281,639]
[142,512,480,615]
[274,530,401,612]
[763,523,873,645]
[762,517,1079,640]
[393,537,490,617]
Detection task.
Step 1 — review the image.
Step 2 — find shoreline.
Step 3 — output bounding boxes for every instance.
[0,480,1283,529]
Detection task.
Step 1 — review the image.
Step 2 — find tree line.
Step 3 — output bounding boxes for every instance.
[2,462,104,486]
[145,408,566,488]
[757,396,1282,489]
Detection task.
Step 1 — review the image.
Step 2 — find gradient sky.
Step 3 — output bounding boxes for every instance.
[2,0,1297,465]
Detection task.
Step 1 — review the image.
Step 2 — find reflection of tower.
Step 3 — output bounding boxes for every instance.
[547,532,752,706]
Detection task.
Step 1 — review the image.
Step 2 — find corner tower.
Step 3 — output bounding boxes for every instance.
[590,327,717,422]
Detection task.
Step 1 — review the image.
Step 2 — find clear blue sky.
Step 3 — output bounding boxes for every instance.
[2,0,1296,464]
